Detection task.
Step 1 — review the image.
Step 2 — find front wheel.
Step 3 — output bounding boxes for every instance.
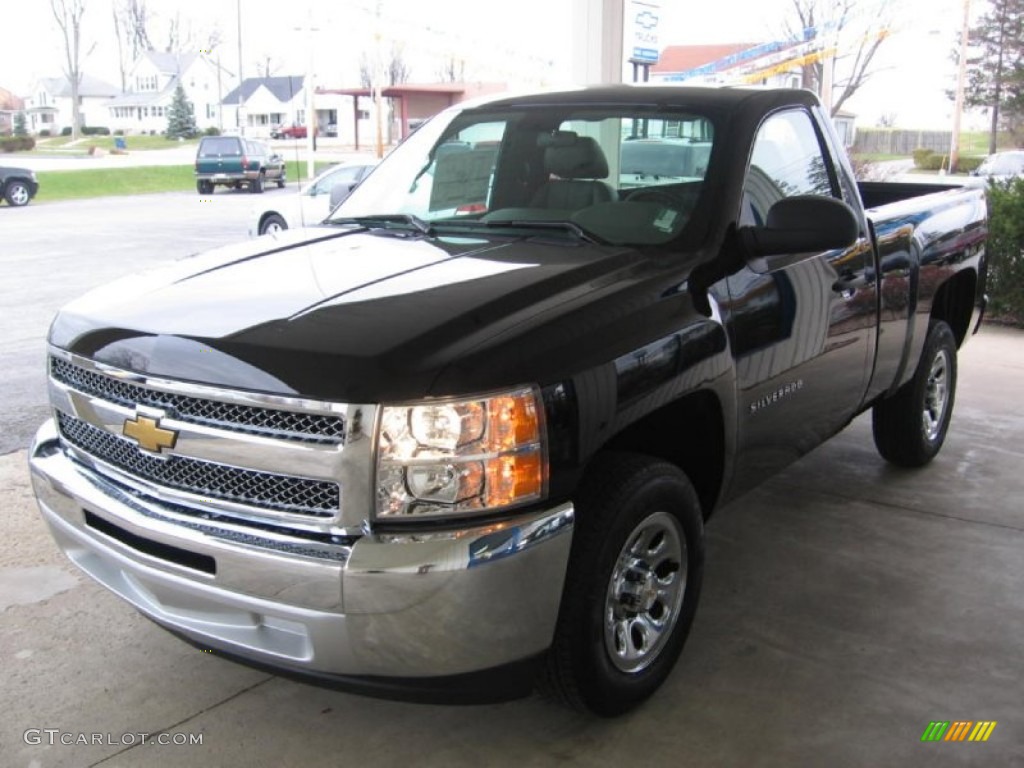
[6,181,32,206]
[540,453,704,716]
[872,320,958,467]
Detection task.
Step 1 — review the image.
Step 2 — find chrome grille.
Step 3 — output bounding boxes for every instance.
[51,357,344,443]
[57,412,339,517]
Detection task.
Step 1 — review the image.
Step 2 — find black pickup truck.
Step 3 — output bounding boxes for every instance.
[30,86,986,716]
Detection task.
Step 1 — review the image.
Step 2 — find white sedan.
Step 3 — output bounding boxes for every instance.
[249,162,377,237]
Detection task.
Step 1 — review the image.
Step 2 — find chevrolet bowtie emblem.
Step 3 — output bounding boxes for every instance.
[122,414,178,453]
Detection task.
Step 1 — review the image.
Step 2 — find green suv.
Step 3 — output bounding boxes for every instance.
[195,136,286,194]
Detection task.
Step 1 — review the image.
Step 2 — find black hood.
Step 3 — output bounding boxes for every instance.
[51,226,703,401]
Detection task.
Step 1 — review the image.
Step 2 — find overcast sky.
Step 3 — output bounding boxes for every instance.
[3,0,981,130]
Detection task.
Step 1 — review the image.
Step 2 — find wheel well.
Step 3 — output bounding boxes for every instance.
[602,390,724,517]
[931,270,976,347]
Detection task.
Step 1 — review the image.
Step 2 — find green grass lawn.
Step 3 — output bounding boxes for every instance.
[34,161,335,203]
[31,135,200,154]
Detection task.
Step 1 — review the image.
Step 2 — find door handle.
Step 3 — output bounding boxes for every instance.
[832,271,858,299]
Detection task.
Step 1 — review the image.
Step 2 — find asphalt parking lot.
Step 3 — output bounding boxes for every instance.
[2,193,1022,767]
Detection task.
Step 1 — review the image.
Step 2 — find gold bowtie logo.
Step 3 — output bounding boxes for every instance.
[122,414,178,453]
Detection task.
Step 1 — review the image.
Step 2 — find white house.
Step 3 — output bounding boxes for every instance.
[106,51,229,135]
[221,76,305,136]
[221,76,357,140]
[23,74,120,134]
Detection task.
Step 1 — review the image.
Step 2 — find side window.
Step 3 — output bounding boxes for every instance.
[741,110,835,226]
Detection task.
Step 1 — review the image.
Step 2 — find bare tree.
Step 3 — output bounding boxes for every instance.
[112,3,127,91]
[50,0,88,140]
[784,0,891,116]
[876,111,898,128]
[358,52,372,89]
[124,0,153,58]
[437,56,465,83]
[359,46,411,87]
[387,44,411,85]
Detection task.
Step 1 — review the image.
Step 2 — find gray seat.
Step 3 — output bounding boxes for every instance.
[531,135,615,210]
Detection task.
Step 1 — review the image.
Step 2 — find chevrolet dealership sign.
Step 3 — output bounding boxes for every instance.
[628,1,661,65]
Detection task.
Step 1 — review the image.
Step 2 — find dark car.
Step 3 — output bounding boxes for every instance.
[1,166,39,207]
[195,136,286,194]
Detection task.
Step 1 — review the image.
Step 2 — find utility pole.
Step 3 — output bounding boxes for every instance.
[236,0,245,134]
[374,0,384,159]
[304,7,317,180]
[949,0,971,173]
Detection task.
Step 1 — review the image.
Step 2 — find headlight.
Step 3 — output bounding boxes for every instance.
[375,387,546,521]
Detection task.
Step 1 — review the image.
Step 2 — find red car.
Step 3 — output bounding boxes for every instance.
[271,124,312,139]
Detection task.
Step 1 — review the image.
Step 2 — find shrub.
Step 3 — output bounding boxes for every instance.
[912,148,934,168]
[203,125,221,136]
[985,177,1024,324]
[81,126,111,136]
[0,136,35,152]
[61,126,72,137]
[920,153,950,171]
[957,155,984,173]
[39,129,51,137]
[113,129,124,136]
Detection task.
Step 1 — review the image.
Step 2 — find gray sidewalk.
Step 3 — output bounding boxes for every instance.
[2,325,1022,767]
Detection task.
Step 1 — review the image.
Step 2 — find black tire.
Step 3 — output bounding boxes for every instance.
[540,452,704,716]
[259,213,287,235]
[276,174,286,189]
[872,320,958,467]
[4,180,32,206]
[250,173,265,194]
[196,180,213,195]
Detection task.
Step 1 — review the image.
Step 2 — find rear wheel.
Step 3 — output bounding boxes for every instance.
[540,453,704,716]
[872,320,958,467]
[250,172,265,193]
[276,174,286,189]
[196,180,213,195]
[259,213,287,235]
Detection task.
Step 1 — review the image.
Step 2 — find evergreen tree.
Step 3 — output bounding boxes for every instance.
[13,111,28,137]
[165,83,198,139]
[964,0,1024,152]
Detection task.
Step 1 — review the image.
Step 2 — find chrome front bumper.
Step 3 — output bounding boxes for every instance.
[29,419,574,691]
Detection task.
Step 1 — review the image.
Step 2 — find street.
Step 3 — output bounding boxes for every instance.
[1,189,270,455]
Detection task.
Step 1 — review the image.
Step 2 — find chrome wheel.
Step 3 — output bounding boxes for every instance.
[604,510,687,674]
[7,182,30,206]
[923,348,951,442]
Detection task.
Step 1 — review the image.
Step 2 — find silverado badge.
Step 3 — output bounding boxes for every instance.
[122,414,178,453]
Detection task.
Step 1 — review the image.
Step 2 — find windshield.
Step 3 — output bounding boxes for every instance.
[329,102,716,246]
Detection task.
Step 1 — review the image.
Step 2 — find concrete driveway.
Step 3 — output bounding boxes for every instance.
[2,325,1021,767]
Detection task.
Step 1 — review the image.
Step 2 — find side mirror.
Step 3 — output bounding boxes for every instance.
[739,195,859,273]
[329,181,359,208]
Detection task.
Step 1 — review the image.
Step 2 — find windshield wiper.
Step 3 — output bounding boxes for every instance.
[331,214,433,235]
[478,219,606,245]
